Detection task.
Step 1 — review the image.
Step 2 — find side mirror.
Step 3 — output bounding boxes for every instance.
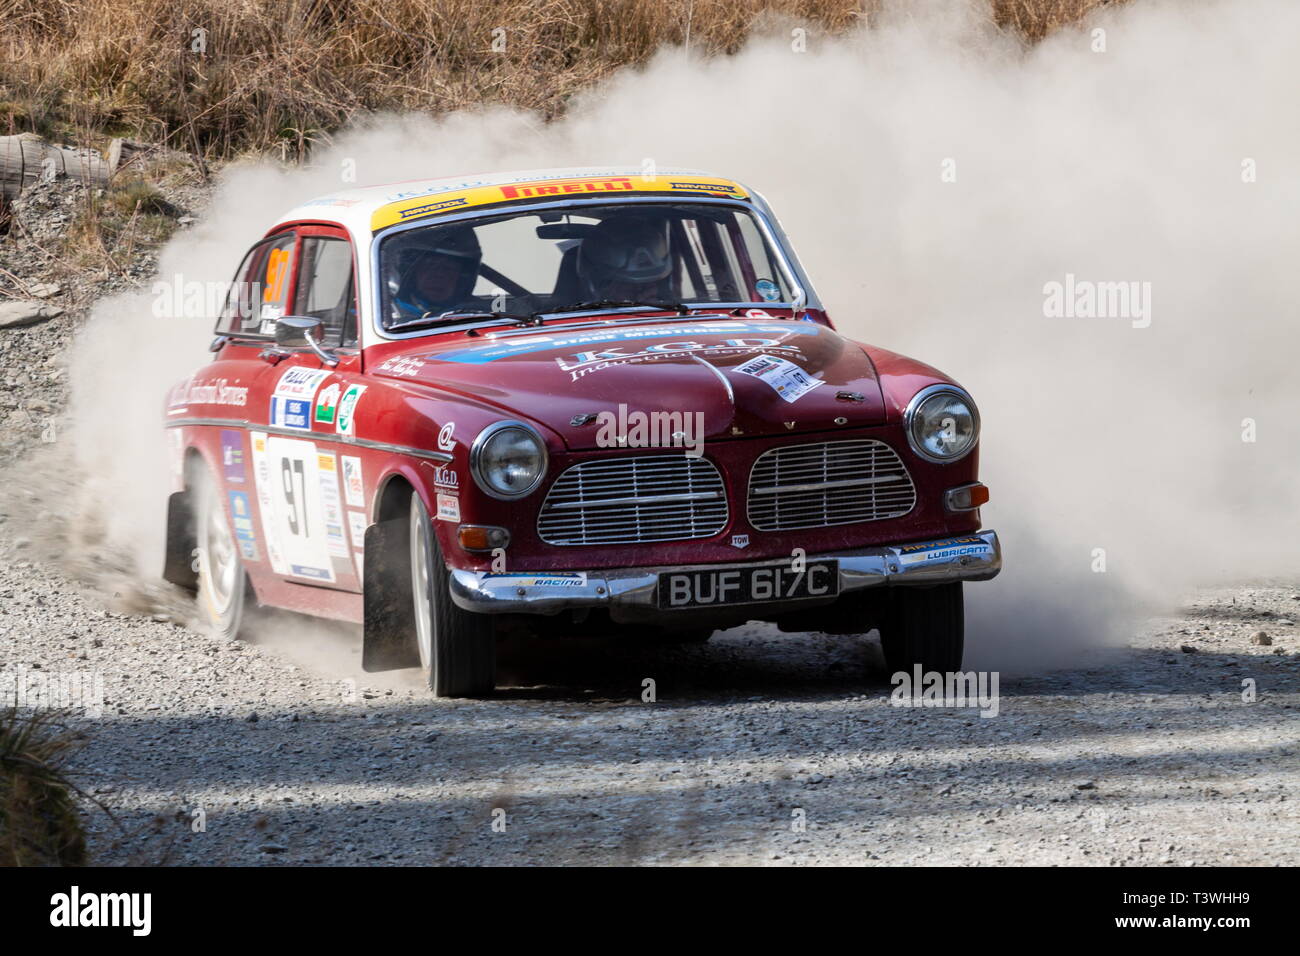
[274,316,338,367]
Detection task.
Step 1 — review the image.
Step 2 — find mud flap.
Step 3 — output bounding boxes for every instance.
[162,490,198,591]
[362,517,421,672]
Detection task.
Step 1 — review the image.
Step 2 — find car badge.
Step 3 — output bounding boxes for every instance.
[571,413,598,426]
[837,390,865,402]
[730,534,750,549]
[784,421,796,430]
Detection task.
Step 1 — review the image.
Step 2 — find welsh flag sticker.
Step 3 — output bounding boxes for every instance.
[314,382,340,424]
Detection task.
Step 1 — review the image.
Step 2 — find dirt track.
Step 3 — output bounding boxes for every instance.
[2,515,1296,865]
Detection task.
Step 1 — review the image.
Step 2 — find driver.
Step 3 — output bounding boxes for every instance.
[392,227,481,320]
[576,215,673,302]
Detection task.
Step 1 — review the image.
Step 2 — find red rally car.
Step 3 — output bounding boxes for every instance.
[162,168,1001,697]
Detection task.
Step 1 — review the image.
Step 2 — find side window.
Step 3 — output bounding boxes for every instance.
[218,233,296,336]
[293,237,357,346]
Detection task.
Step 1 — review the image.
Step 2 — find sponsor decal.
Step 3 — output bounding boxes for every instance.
[314,382,341,424]
[249,433,288,574]
[169,429,185,482]
[436,492,460,522]
[433,464,459,490]
[478,572,588,588]
[375,355,425,377]
[734,354,825,403]
[347,511,367,550]
[499,176,635,200]
[317,453,350,559]
[270,367,331,431]
[371,174,749,230]
[341,455,365,507]
[274,366,332,400]
[437,422,455,452]
[220,430,246,484]
[730,534,750,549]
[896,536,992,567]
[336,384,366,437]
[398,197,469,219]
[270,397,313,431]
[227,491,259,561]
[433,321,819,366]
[167,376,249,409]
[254,435,336,583]
[754,279,782,302]
[667,180,742,194]
[348,512,368,579]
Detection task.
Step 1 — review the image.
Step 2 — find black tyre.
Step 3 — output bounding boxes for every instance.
[879,583,964,675]
[409,492,496,697]
[193,466,252,641]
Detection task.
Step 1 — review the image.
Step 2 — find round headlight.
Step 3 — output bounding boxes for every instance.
[905,385,980,463]
[470,421,547,499]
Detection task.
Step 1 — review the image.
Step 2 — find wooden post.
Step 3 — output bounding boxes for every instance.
[0,133,114,199]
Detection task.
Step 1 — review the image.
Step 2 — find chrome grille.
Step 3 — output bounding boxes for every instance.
[537,456,728,545]
[747,440,915,531]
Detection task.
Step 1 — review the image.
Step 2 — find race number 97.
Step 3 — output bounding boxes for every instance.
[280,456,308,536]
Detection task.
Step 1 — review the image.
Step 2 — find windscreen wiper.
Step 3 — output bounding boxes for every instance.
[387,309,540,333]
[545,300,692,316]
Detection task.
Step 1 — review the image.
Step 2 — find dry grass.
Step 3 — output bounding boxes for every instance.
[0,706,87,866]
[0,0,1124,161]
[61,179,178,274]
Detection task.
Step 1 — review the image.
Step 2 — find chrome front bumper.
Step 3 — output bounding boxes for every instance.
[448,529,1001,617]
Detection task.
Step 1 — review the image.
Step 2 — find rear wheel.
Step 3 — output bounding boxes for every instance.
[409,493,496,697]
[194,466,251,641]
[879,583,964,675]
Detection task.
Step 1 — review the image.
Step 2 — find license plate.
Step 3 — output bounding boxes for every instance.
[657,560,840,609]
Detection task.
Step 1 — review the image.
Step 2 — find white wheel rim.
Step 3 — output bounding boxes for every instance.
[411,496,434,672]
[199,480,238,617]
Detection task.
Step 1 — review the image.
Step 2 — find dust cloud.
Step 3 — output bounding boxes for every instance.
[68,0,1300,670]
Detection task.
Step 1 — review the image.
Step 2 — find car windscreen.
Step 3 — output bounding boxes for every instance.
[376,202,794,330]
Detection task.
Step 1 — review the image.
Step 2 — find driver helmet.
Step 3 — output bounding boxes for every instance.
[577,215,672,298]
[393,226,482,314]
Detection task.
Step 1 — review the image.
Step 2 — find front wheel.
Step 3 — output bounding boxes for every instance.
[409,493,496,697]
[879,583,964,675]
[193,466,252,641]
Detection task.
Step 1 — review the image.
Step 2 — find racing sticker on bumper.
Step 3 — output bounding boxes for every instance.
[477,572,588,588]
[734,354,825,402]
[897,536,992,566]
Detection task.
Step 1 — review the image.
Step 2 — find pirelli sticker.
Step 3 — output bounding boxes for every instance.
[371,175,748,230]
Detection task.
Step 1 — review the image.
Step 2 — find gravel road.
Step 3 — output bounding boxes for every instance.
[2,506,1297,865]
